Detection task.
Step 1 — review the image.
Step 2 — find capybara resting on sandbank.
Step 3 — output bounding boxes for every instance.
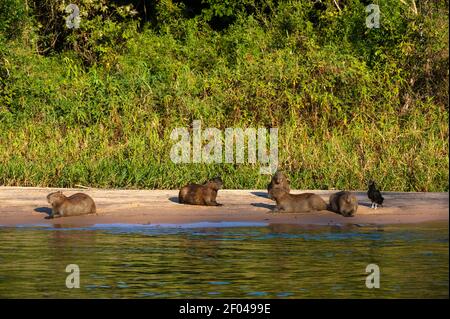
[46,191,96,218]
[178,177,223,206]
[267,171,290,200]
[270,188,327,213]
[329,191,358,217]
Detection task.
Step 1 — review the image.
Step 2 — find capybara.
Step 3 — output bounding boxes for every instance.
[178,177,223,206]
[47,191,96,218]
[270,188,327,213]
[329,191,358,217]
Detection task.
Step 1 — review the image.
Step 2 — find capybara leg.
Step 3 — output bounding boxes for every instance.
[48,213,61,219]
[48,209,60,219]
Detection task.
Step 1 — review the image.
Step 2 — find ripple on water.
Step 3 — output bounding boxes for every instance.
[209,281,231,285]
[247,291,269,297]
[0,222,447,298]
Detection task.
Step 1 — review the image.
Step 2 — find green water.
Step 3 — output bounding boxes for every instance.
[0,222,448,298]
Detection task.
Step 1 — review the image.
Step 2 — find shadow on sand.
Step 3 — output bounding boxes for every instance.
[251,203,275,210]
[358,202,373,208]
[168,196,180,204]
[251,191,269,199]
[34,207,53,219]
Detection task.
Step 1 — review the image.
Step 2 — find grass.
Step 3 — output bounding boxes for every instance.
[0,0,448,192]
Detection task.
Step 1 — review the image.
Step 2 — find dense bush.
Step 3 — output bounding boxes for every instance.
[0,0,448,191]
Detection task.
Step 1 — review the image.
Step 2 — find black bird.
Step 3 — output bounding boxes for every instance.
[368,180,384,209]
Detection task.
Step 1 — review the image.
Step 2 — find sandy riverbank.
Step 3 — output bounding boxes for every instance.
[0,187,448,227]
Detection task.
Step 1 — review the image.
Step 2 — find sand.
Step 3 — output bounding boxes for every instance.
[0,187,448,227]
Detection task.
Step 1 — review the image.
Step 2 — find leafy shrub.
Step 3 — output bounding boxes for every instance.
[0,0,448,191]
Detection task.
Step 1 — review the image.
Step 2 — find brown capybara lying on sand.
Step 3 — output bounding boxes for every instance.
[270,188,327,213]
[178,177,223,206]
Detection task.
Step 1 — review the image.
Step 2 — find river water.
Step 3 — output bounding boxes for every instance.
[0,221,447,298]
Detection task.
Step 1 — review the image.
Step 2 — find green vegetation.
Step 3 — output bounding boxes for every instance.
[0,0,448,191]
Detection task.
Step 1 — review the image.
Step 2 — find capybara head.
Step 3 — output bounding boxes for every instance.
[206,177,223,190]
[273,171,288,184]
[340,193,358,217]
[47,191,66,206]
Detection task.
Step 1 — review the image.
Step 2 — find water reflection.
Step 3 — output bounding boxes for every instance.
[0,222,447,298]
